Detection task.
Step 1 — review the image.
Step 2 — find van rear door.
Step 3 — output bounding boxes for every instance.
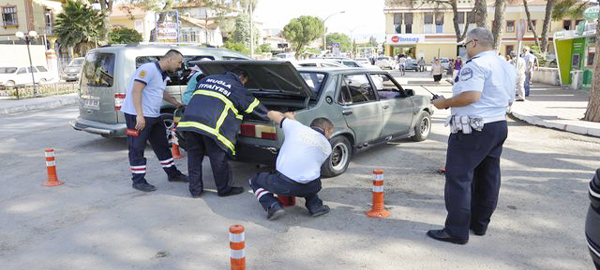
[79,52,118,123]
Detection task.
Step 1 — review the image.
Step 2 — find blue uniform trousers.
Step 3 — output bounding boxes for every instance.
[249,171,323,213]
[125,113,179,184]
[444,121,508,241]
[184,131,233,196]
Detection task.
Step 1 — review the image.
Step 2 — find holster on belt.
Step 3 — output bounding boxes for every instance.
[445,115,484,134]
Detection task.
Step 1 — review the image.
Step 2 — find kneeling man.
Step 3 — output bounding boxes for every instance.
[249,111,333,220]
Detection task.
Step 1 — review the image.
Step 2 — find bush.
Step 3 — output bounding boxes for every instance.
[224,40,250,55]
[109,27,143,44]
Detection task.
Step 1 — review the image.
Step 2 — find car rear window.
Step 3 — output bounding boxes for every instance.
[36,66,48,72]
[136,55,215,86]
[82,52,116,87]
[0,67,17,74]
[299,71,326,95]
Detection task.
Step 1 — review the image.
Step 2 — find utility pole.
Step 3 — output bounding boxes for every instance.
[249,1,254,58]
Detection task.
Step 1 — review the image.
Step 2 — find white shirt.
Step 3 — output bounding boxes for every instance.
[512,57,526,77]
[522,52,536,72]
[276,119,332,183]
[121,62,168,118]
[451,50,517,122]
[399,57,407,65]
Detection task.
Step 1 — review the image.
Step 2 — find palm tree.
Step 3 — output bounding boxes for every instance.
[54,0,106,56]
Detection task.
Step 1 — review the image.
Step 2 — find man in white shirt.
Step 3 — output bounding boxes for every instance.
[249,111,333,220]
[398,55,407,76]
[521,47,538,96]
[511,51,526,101]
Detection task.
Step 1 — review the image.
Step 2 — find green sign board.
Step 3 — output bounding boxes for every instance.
[584,6,599,19]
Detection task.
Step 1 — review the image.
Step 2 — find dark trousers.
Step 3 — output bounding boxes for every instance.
[184,131,233,196]
[125,113,179,184]
[249,171,323,213]
[444,121,508,241]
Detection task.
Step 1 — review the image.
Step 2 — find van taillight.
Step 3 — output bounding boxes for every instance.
[240,123,277,140]
[114,93,126,110]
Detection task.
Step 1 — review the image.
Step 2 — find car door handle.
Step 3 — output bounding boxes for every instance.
[382,104,389,109]
[343,110,353,116]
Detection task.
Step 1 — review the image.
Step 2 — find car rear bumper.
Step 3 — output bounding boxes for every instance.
[70,117,126,137]
[233,142,278,165]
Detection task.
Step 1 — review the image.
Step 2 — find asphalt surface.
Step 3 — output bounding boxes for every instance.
[1,79,599,269]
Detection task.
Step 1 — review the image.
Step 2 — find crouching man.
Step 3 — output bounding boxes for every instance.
[249,111,333,220]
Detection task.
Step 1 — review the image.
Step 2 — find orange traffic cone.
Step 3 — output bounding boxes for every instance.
[44,149,64,187]
[229,224,246,270]
[276,195,296,207]
[170,128,183,159]
[366,169,390,218]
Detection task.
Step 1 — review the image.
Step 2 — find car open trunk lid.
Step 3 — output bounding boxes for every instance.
[191,60,315,101]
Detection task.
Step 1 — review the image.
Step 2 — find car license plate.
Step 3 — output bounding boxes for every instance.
[83,98,100,109]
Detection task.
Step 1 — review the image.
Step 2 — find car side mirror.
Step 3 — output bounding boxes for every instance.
[405,89,415,97]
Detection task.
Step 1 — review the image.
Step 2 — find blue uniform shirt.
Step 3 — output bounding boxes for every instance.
[451,50,516,122]
[183,72,202,105]
[121,62,168,118]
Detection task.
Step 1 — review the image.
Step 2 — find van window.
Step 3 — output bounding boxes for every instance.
[0,67,17,73]
[36,66,48,72]
[82,52,116,87]
[136,55,215,86]
[17,68,27,74]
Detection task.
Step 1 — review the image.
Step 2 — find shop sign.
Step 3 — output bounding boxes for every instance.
[386,34,424,44]
[584,6,599,19]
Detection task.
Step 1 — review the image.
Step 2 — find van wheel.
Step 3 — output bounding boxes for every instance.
[410,111,431,142]
[6,80,15,88]
[321,136,352,178]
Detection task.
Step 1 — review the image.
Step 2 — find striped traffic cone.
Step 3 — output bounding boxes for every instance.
[229,225,245,270]
[44,149,64,187]
[366,169,390,218]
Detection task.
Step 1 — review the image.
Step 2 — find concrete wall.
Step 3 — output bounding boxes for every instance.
[532,67,560,86]
[0,44,48,67]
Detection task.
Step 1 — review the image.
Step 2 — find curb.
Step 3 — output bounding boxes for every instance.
[0,96,79,115]
[510,111,600,138]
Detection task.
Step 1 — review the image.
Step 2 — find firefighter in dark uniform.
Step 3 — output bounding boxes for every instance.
[120,49,189,192]
[177,69,268,198]
[428,28,516,244]
[249,111,333,220]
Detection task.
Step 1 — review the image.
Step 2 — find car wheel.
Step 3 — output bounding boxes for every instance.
[321,136,352,178]
[39,78,47,85]
[6,80,15,88]
[410,111,431,142]
[161,111,175,146]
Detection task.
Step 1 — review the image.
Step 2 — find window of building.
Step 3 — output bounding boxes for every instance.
[506,20,515,33]
[528,20,537,32]
[435,12,444,33]
[191,31,196,42]
[506,45,514,56]
[588,46,595,67]
[394,13,402,34]
[135,20,143,33]
[563,20,572,30]
[404,13,413,33]
[2,6,18,26]
[575,19,584,29]
[44,9,52,28]
[424,13,434,34]
[457,11,465,25]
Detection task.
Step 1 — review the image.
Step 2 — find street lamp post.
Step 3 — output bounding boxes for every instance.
[322,11,345,53]
[16,31,39,97]
[347,25,366,58]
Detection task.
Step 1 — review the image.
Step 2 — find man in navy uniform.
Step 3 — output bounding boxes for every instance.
[120,49,189,192]
[177,69,269,198]
[429,28,516,244]
[249,111,333,220]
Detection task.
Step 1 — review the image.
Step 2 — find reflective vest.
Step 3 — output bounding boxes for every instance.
[177,72,268,156]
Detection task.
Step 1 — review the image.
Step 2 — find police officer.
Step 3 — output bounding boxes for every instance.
[249,111,333,220]
[428,28,516,244]
[120,49,189,192]
[177,69,268,198]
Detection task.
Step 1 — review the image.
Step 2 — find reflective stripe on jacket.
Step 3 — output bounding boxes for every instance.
[177,72,268,156]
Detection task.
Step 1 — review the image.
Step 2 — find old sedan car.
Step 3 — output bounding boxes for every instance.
[375,56,397,70]
[177,61,433,177]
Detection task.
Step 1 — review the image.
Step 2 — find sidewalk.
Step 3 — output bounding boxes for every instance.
[0,93,78,115]
[509,84,600,138]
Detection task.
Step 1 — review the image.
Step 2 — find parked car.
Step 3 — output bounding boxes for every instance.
[439,57,450,70]
[176,61,434,177]
[405,58,419,71]
[70,44,250,138]
[375,56,397,70]
[296,59,345,68]
[328,59,382,71]
[0,65,53,88]
[61,57,85,82]
[586,168,600,269]
[355,58,372,66]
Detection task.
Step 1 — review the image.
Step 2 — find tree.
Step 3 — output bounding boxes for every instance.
[54,0,106,56]
[540,0,555,54]
[232,14,259,48]
[473,0,488,28]
[523,0,541,50]
[108,27,143,44]
[259,43,272,53]
[326,33,352,52]
[368,36,378,47]
[491,0,507,50]
[282,16,324,56]
[583,2,600,122]
[552,0,591,20]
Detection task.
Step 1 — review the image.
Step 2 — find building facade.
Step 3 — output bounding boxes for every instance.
[0,0,62,48]
[109,4,155,42]
[384,0,583,63]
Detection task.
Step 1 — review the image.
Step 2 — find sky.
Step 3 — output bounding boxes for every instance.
[253,0,386,42]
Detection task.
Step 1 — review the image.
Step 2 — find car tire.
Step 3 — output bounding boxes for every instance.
[39,78,47,85]
[410,111,431,142]
[321,136,352,178]
[6,80,15,88]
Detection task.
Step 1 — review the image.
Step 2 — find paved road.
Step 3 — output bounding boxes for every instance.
[1,98,598,269]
